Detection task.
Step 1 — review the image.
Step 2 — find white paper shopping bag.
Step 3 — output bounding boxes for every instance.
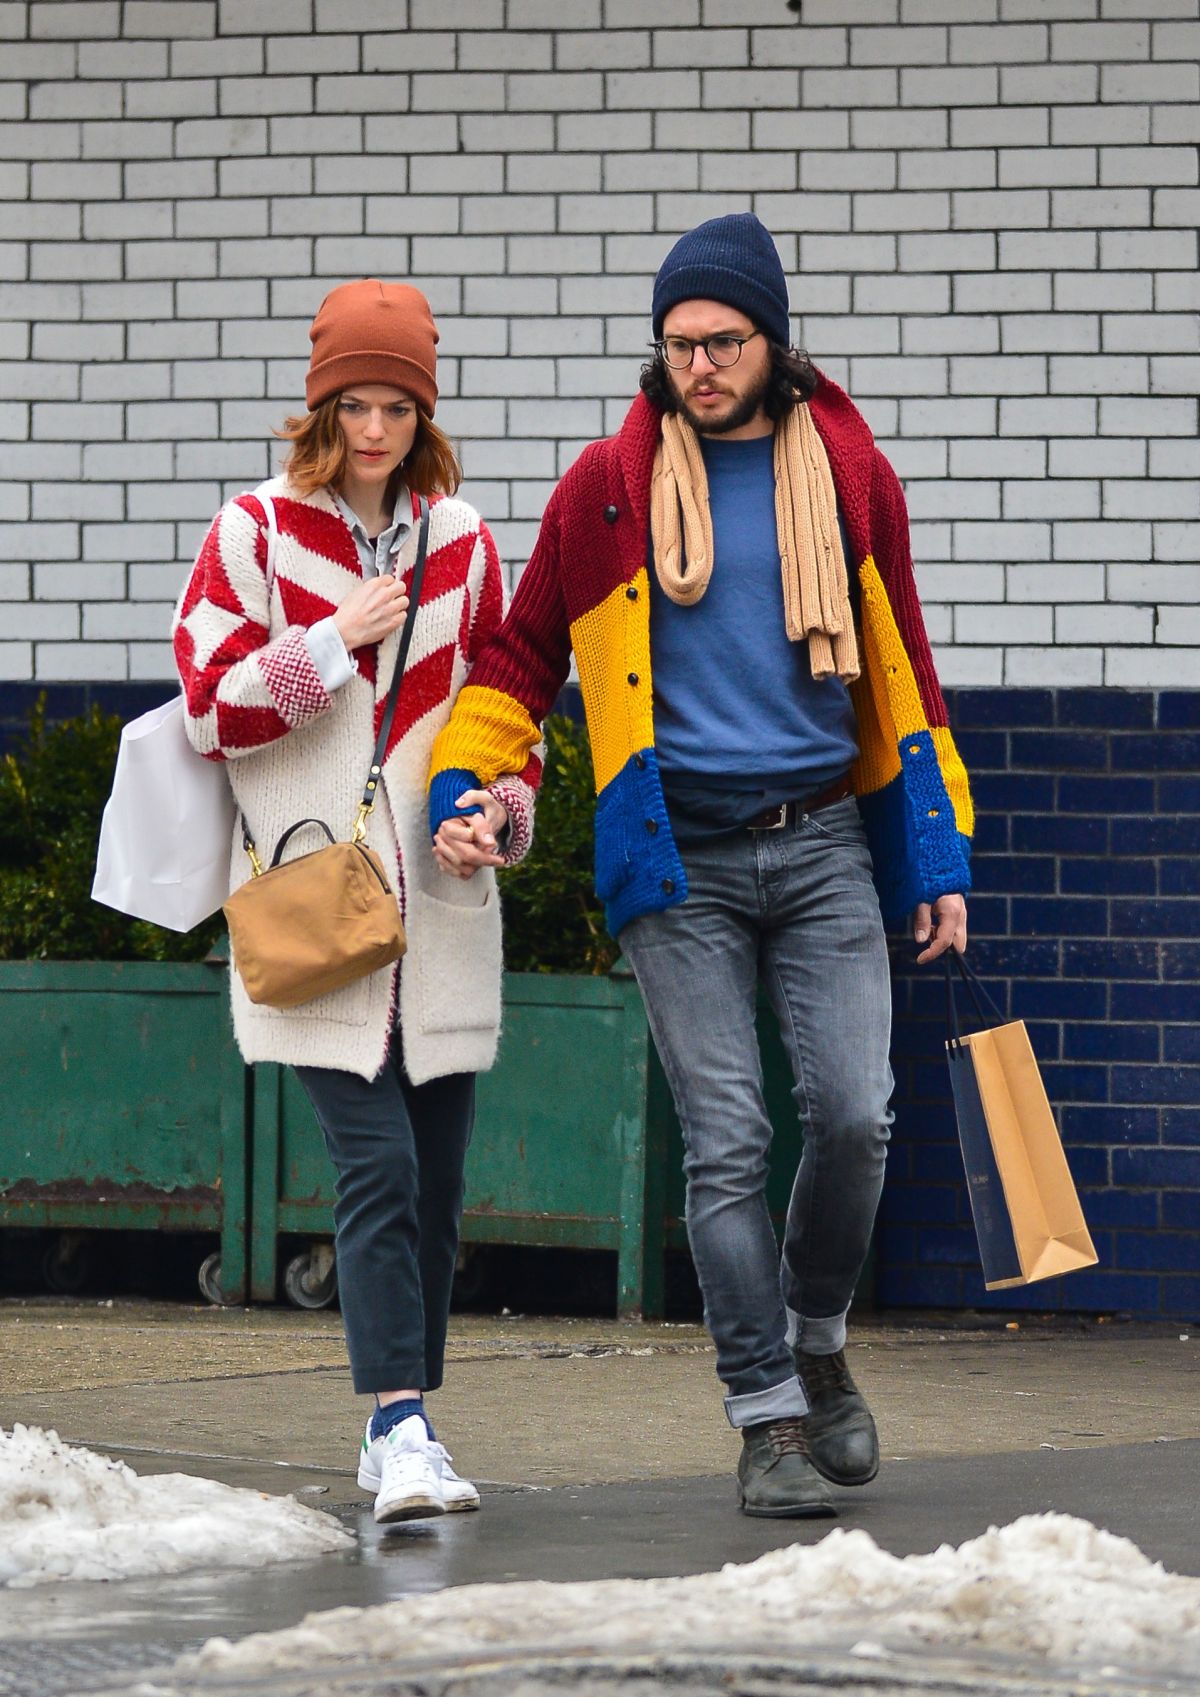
[92,695,235,932]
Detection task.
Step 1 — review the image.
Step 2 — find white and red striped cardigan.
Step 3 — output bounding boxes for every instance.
[173,477,538,1083]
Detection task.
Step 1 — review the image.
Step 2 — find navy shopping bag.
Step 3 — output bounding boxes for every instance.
[945,952,1097,1291]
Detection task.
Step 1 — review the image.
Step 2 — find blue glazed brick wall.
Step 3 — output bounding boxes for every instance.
[9,680,1197,1319]
[882,687,1200,1322]
[0,681,172,759]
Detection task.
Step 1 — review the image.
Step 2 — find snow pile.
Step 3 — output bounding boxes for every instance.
[187,1513,1200,1681]
[0,1425,352,1588]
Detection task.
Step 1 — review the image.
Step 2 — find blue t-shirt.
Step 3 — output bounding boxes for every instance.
[649,431,858,841]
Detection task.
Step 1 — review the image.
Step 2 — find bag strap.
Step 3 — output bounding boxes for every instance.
[352,494,430,843]
[944,949,1006,1047]
[240,495,431,875]
[269,817,336,868]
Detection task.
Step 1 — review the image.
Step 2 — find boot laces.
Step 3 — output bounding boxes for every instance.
[764,1418,810,1458]
[801,1348,855,1396]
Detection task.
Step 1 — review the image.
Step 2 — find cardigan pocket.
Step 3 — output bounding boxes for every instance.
[408,883,502,1036]
[242,968,375,1029]
[592,784,633,903]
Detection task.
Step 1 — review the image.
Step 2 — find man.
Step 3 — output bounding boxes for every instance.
[429,213,972,1518]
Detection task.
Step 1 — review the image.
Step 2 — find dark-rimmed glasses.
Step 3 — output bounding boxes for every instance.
[652,330,762,370]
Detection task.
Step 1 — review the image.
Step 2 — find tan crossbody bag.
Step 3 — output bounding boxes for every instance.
[223,497,429,1009]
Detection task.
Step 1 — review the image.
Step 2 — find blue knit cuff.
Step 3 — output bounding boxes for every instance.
[429,768,483,838]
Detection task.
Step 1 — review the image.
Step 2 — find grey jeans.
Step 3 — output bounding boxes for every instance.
[619,797,894,1428]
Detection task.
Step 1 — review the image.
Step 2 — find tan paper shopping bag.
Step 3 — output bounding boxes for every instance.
[945,954,1098,1291]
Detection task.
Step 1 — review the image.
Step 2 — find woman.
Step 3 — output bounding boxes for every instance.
[173,279,537,1525]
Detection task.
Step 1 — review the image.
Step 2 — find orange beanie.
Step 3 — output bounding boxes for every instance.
[305,278,439,416]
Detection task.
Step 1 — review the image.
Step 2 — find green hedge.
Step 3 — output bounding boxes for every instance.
[0,697,221,962]
[499,714,617,976]
[0,700,611,973]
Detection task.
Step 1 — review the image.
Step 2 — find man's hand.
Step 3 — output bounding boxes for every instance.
[333,575,410,650]
[912,893,968,965]
[432,790,509,880]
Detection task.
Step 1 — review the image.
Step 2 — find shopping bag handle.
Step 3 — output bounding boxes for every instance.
[944,949,1006,1046]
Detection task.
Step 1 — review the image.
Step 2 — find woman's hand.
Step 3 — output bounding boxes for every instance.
[333,575,410,650]
[433,791,509,880]
[912,893,968,964]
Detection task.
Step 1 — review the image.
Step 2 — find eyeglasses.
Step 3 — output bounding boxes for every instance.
[653,330,762,370]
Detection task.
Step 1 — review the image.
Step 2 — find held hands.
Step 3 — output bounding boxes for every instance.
[433,790,510,880]
[333,575,410,651]
[912,893,968,965]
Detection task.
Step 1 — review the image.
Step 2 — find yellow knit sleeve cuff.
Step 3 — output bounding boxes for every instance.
[430,683,541,790]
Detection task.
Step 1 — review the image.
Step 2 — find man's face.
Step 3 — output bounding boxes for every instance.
[660,299,773,438]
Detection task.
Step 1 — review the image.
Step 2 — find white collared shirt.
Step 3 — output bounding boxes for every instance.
[304,487,413,691]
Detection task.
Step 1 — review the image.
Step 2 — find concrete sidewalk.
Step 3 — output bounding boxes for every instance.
[2,1296,1199,1697]
[4,1297,1197,1494]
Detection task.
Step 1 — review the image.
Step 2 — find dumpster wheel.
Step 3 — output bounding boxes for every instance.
[283,1243,338,1309]
[197,1251,236,1307]
[43,1231,91,1295]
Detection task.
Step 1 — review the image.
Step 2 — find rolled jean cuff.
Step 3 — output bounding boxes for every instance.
[785,1305,849,1356]
[723,1374,808,1429]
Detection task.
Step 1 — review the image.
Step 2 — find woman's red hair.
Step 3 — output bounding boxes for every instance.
[277,394,462,501]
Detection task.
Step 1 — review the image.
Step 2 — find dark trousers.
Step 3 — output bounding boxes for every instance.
[294,1049,475,1396]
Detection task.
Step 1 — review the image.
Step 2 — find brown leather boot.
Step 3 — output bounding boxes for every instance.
[794,1346,880,1486]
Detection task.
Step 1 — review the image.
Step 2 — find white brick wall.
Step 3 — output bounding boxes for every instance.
[1,1,1198,687]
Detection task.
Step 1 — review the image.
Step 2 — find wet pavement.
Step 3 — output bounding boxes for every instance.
[4,1438,1200,1697]
[3,1302,1199,1697]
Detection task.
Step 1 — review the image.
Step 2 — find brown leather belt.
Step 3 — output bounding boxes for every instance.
[745,775,854,831]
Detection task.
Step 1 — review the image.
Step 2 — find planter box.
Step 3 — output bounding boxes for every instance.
[0,960,248,1300]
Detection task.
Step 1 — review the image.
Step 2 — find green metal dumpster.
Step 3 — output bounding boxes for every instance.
[248,969,667,1314]
[247,967,826,1320]
[0,960,866,1318]
[0,959,248,1301]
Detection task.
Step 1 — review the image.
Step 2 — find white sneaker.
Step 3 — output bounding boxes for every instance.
[360,1414,445,1524]
[430,1441,481,1512]
[358,1419,480,1513]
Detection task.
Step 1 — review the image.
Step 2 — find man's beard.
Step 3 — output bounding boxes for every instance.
[676,368,771,436]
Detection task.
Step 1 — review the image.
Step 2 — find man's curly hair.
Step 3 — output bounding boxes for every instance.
[639,340,820,420]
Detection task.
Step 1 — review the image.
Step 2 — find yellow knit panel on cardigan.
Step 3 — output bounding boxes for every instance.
[570,567,654,796]
[859,556,929,739]
[932,723,974,837]
[429,682,540,790]
[848,556,907,797]
[848,668,899,798]
[849,556,973,836]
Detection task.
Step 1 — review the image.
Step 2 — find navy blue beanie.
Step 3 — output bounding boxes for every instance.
[651,213,790,347]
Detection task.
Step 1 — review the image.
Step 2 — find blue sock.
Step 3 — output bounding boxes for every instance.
[370,1398,435,1442]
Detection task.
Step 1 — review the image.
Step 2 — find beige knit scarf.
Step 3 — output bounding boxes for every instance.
[650,404,860,684]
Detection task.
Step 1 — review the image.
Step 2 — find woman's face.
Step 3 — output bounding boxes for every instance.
[337,385,419,491]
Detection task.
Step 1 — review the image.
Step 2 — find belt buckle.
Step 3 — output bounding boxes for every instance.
[757,803,787,831]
